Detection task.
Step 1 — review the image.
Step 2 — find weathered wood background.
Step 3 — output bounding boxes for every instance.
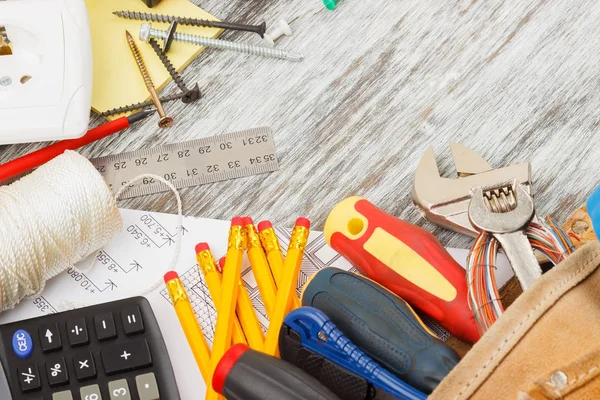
[2,0,599,249]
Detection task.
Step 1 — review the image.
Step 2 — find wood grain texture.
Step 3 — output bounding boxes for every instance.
[2,0,600,249]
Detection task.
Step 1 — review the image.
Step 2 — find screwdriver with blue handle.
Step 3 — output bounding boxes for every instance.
[280,307,427,400]
[301,268,460,394]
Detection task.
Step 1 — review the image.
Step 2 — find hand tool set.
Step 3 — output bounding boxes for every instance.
[412,143,575,333]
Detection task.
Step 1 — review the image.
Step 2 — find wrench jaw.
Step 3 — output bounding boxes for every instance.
[468,182,542,290]
[412,146,480,237]
[449,142,493,176]
[412,144,534,237]
[468,182,535,234]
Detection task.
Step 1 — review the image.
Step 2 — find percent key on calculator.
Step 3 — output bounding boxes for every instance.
[0,296,179,399]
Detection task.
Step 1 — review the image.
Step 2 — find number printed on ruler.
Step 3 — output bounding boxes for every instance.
[90,127,279,199]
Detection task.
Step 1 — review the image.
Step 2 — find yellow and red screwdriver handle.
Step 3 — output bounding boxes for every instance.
[324,197,479,343]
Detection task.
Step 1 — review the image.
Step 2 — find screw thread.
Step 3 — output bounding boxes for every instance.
[148,39,188,93]
[115,11,205,26]
[149,28,303,62]
[126,32,155,91]
[99,93,183,117]
[114,10,266,36]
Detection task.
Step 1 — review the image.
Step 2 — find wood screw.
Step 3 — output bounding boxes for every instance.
[113,10,267,38]
[139,23,304,62]
[125,30,173,128]
[147,31,201,104]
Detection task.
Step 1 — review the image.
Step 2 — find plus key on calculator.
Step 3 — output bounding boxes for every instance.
[0,297,180,399]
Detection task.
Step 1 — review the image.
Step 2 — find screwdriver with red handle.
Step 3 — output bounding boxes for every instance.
[323,196,479,343]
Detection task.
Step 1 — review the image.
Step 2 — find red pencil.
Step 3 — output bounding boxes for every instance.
[0,110,154,182]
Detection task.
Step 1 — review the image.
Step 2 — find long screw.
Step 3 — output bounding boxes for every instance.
[99,92,183,117]
[114,10,267,38]
[147,36,201,104]
[125,30,174,128]
[139,23,304,62]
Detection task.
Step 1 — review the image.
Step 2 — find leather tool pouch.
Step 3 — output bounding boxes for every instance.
[430,241,600,400]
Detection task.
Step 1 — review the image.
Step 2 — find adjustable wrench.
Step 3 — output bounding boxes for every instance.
[412,144,543,289]
[468,182,542,289]
[412,143,535,237]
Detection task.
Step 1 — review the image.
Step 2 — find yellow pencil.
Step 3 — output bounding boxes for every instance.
[195,243,247,346]
[263,218,310,356]
[258,220,302,311]
[164,271,212,383]
[206,218,245,400]
[242,217,277,318]
[219,257,265,350]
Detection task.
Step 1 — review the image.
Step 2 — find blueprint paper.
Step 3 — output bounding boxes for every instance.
[0,209,513,399]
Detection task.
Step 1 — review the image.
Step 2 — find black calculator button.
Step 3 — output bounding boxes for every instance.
[46,356,69,387]
[108,378,132,400]
[101,339,152,375]
[94,312,117,341]
[73,351,97,381]
[39,323,62,352]
[136,372,160,400]
[66,318,89,346]
[17,363,41,392]
[121,306,144,335]
[52,390,74,400]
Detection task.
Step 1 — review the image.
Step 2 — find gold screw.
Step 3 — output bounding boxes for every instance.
[0,34,12,56]
[125,30,173,128]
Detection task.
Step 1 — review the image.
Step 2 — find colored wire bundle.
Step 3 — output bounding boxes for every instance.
[467,217,575,334]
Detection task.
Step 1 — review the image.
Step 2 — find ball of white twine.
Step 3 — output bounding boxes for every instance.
[0,151,122,312]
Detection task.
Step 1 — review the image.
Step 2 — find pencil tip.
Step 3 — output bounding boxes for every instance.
[127,109,155,124]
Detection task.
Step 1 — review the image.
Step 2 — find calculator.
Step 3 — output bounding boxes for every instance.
[0,297,180,400]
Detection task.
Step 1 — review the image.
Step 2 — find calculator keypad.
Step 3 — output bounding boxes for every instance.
[45,356,68,387]
[121,306,144,335]
[0,296,179,399]
[52,390,73,400]
[108,378,131,400]
[66,318,89,347]
[18,363,40,392]
[39,323,62,353]
[73,351,96,381]
[101,340,152,375]
[80,383,102,400]
[94,312,117,341]
[136,372,160,400]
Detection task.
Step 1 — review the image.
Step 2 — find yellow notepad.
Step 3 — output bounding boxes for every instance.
[85,0,221,117]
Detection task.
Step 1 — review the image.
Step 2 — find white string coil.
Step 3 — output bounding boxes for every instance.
[0,151,122,312]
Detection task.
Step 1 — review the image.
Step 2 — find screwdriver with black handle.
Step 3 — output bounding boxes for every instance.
[302,267,460,394]
[212,343,341,400]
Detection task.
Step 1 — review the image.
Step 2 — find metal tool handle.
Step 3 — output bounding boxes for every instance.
[495,232,542,289]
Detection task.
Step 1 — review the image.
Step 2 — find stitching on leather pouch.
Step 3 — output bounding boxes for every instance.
[454,251,600,400]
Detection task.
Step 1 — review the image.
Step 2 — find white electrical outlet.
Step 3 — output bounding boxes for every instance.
[0,0,93,145]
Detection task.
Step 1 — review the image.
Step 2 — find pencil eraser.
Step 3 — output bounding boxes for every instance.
[242,216,254,226]
[195,242,210,254]
[257,220,273,232]
[231,216,244,227]
[295,217,311,229]
[218,257,226,270]
[164,271,179,283]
